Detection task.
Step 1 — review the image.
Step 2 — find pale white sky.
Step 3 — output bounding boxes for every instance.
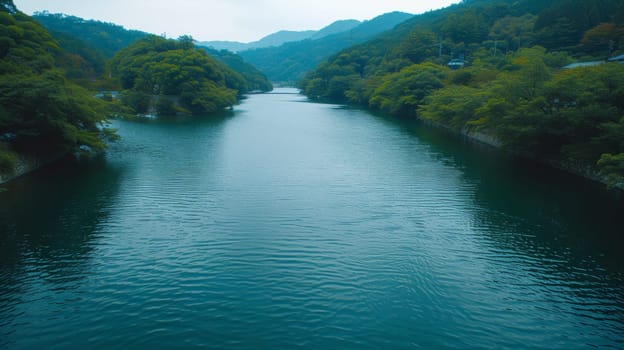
[14,0,459,42]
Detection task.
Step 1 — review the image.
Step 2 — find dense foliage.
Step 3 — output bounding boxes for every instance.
[300,0,624,187]
[51,30,108,86]
[108,36,251,115]
[0,1,114,175]
[33,12,149,58]
[201,47,272,92]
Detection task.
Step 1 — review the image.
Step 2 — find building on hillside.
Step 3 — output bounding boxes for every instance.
[562,61,605,69]
[448,59,466,70]
[562,54,624,69]
[608,54,624,63]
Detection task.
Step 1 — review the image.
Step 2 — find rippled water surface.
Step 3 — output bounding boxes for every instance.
[1,89,623,349]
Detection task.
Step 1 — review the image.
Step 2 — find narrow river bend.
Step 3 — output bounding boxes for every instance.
[1,89,623,349]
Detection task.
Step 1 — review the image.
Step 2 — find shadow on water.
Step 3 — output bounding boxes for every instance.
[333,104,623,269]
[0,155,124,348]
[396,117,624,268]
[0,156,124,281]
[0,111,237,348]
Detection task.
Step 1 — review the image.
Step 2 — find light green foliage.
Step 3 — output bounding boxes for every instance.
[369,63,447,115]
[419,85,488,130]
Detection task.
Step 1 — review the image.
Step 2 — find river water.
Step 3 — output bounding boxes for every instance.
[1,89,623,349]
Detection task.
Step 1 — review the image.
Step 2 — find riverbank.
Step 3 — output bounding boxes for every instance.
[419,117,623,192]
[0,152,66,185]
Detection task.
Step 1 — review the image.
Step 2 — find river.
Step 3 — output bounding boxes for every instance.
[1,88,623,349]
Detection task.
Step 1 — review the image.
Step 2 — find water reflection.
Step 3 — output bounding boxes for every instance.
[0,157,122,267]
[398,118,624,344]
[0,157,124,348]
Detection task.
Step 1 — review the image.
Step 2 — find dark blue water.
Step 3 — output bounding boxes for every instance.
[1,89,623,349]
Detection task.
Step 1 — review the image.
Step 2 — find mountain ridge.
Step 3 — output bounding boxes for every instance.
[197,19,361,52]
[235,11,414,82]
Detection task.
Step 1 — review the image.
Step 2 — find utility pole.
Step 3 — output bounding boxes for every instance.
[439,36,443,58]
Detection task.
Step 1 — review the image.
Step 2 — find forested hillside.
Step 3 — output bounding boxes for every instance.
[240,12,414,83]
[28,13,149,89]
[34,12,271,93]
[300,0,624,188]
[200,47,272,92]
[108,36,251,115]
[33,12,149,58]
[0,0,114,177]
[1,4,272,179]
[49,30,108,86]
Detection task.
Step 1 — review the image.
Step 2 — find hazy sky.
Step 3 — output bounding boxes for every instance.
[14,0,459,42]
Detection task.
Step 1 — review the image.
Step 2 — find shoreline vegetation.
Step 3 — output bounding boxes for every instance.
[420,117,622,192]
[299,0,624,191]
[0,1,271,183]
[0,2,115,183]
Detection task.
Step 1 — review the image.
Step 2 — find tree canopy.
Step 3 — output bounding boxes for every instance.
[1,1,114,175]
[32,12,149,58]
[108,35,251,115]
[200,47,272,92]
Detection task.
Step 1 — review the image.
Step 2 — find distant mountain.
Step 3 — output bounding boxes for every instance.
[198,30,314,52]
[195,40,249,53]
[309,20,361,40]
[198,19,361,52]
[237,11,414,83]
[253,30,317,47]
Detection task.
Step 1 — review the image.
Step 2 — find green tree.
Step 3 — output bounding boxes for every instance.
[597,153,624,187]
[109,35,243,115]
[395,28,438,63]
[369,63,448,116]
[419,85,488,130]
[1,2,114,175]
[581,23,621,55]
[489,15,536,52]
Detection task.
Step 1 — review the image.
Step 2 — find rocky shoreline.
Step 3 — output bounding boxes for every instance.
[0,153,65,185]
